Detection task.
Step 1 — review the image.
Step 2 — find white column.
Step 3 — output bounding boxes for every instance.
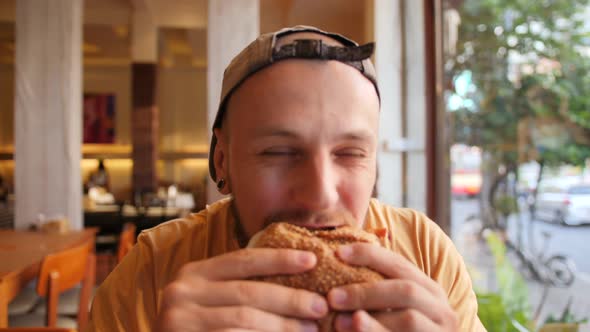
[374,0,404,207]
[14,0,83,230]
[404,0,427,213]
[131,7,157,63]
[207,0,259,203]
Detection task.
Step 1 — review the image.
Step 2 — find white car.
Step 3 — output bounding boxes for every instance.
[535,184,590,226]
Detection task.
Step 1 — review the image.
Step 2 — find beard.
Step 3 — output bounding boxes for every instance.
[229,199,250,248]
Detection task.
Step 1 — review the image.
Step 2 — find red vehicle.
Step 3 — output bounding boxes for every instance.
[451,144,482,198]
[451,169,482,197]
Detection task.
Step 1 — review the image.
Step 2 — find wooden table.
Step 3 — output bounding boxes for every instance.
[0,228,97,327]
[85,204,185,238]
[85,203,183,217]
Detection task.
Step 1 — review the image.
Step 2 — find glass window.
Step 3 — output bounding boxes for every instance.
[442,0,590,330]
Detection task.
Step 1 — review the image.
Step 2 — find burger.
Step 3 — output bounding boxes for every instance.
[247,216,386,331]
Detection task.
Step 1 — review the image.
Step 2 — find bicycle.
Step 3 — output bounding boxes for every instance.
[506,230,576,287]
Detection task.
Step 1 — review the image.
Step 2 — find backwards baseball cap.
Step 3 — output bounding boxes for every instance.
[209,25,380,182]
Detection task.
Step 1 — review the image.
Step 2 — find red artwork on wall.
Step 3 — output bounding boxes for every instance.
[83,93,116,144]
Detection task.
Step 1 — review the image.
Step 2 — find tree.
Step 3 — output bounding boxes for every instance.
[446,0,590,230]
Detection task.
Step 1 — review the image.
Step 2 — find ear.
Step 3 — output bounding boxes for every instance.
[213,128,231,194]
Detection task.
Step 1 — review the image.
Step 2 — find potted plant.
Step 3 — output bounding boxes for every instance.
[538,298,588,332]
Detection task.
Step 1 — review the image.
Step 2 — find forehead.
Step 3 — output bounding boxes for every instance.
[225,59,379,127]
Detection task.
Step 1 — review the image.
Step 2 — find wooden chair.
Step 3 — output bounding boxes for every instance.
[9,240,95,331]
[116,222,137,263]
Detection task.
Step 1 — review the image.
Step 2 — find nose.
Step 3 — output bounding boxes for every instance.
[291,151,339,211]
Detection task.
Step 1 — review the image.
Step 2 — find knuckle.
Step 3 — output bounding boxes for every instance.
[437,287,449,300]
[400,309,420,330]
[398,281,418,299]
[235,281,257,303]
[233,249,257,275]
[289,289,313,313]
[287,289,304,310]
[350,243,366,257]
[164,280,189,298]
[176,261,201,279]
[445,308,460,329]
[233,306,256,327]
[235,248,256,260]
[234,248,255,265]
[349,284,366,307]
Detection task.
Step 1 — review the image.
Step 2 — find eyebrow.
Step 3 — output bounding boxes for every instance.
[338,131,374,141]
[252,128,374,141]
[253,129,299,139]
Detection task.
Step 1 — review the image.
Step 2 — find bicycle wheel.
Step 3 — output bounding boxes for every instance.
[545,255,576,287]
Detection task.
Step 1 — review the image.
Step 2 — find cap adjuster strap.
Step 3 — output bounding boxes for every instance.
[272,39,375,72]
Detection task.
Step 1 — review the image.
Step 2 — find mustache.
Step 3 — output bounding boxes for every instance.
[263,209,355,229]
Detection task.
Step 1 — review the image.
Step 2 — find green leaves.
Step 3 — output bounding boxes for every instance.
[476,232,532,331]
[448,0,590,167]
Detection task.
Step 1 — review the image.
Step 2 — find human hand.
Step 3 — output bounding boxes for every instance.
[328,244,459,332]
[156,248,328,332]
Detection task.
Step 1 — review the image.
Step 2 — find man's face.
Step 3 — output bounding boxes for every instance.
[215,58,380,239]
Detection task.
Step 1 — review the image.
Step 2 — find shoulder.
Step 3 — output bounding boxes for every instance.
[138,197,234,257]
[366,198,455,274]
[366,198,443,238]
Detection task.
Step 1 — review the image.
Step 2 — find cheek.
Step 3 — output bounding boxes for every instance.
[233,161,289,200]
[338,173,375,225]
[229,160,290,234]
[250,172,288,202]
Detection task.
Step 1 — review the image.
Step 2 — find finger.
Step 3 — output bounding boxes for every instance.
[195,280,329,319]
[210,330,259,332]
[196,305,319,332]
[181,248,317,280]
[333,313,356,332]
[372,309,439,332]
[328,279,447,323]
[334,311,387,332]
[337,243,446,298]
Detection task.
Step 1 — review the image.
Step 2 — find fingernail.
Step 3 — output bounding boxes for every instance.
[330,288,348,306]
[337,245,353,259]
[312,297,328,315]
[298,252,316,267]
[336,314,353,330]
[301,320,318,332]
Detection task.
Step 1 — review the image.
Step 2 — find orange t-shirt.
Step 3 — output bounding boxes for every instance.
[86,198,485,331]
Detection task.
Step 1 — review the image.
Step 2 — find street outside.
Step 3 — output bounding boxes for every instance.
[451,197,590,330]
[452,197,590,274]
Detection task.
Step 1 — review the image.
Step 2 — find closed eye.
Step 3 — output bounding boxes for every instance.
[260,148,300,157]
[334,148,367,158]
